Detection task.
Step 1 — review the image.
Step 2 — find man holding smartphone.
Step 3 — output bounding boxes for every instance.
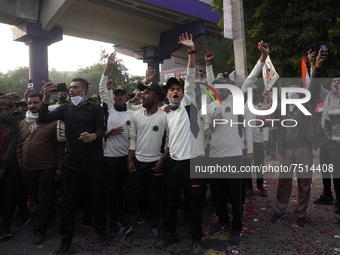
[39,78,108,255]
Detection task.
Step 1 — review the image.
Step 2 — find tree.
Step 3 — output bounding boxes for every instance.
[0,67,29,97]
[211,0,340,78]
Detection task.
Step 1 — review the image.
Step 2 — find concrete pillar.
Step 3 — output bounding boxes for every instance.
[147,59,161,84]
[28,39,49,90]
[232,0,247,85]
[12,21,63,92]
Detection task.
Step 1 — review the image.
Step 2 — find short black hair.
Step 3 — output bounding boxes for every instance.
[72,78,89,90]
[28,93,43,101]
[332,74,340,78]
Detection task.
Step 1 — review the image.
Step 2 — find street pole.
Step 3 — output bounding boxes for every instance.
[231,0,247,85]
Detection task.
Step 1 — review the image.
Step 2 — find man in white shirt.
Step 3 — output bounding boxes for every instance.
[205,41,269,245]
[116,81,167,244]
[155,33,205,255]
[98,53,134,237]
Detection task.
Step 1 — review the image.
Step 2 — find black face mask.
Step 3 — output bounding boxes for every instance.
[143,100,155,110]
[59,96,68,104]
[0,113,12,121]
[114,104,127,112]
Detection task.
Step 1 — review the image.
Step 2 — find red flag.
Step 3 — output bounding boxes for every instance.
[301,56,310,89]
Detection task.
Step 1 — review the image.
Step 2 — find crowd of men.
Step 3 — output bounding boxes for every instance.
[0,33,339,255]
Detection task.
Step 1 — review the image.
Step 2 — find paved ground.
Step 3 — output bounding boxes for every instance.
[1,151,340,255]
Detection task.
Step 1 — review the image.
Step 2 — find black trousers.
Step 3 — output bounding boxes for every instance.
[60,159,107,243]
[329,146,340,211]
[320,144,333,197]
[163,158,203,241]
[122,159,162,220]
[103,156,128,225]
[211,156,243,230]
[246,142,265,188]
[0,166,30,229]
[21,168,56,234]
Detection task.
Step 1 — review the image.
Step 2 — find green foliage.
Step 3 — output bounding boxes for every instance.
[211,0,340,78]
[0,49,143,98]
[0,67,29,98]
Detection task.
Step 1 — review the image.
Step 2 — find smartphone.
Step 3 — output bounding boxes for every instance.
[53,83,67,92]
[321,44,327,55]
[214,106,222,116]
[306,43,319,54]
[28,79,33,89]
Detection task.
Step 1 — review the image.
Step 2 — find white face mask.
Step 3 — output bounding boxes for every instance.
[287,92,299,99]
[71,96,84,106]
[71,90,85,106]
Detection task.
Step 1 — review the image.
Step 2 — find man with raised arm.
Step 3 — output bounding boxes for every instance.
[39,79,108,255]
[155,33,205,255]
[99,52,133,237]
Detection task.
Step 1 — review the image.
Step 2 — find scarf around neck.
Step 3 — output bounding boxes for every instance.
[25,111,39,133]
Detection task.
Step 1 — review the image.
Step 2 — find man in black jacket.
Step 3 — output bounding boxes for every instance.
[40,78,108,255]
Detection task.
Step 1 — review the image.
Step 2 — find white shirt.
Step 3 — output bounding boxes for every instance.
[206,96,243,157]
[99,74,133,157]
[166,67,205,160]
[205,59,266,157]
[130,108,167,162]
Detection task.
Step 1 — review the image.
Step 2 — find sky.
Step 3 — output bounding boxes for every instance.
[0,23,147,76]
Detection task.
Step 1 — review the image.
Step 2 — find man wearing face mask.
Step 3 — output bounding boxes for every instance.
[271,49,330,227]
[40,78,108,255]
[0,98,31,241]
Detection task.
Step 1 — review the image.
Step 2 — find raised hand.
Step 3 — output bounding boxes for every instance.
[107,52,116,65]
[315,48,328,68]
[106,80,114,91]
[178,32,195,51]
[307,49,317,64]
[41,81,57,104]
[145,67,156,84]
[258,40,269,62]
[205,51,215,66]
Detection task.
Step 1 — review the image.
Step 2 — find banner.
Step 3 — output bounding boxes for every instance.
[223,0,233,39]
[262,55,280,91]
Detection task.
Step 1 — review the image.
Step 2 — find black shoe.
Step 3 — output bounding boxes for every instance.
[192,240,204,255]
[108,223,118,238]
[270,213,286,223]
[54,241,71,255]
[17,214,32,228]
[97,232,110,246]
[313,195,334,205]
[208,205,217,217]
[0,226,12,241]
[296,217,307,227]
[33,232,46,245]
[231,228,242,245]
[80,221,95,231]
[155,232,179,249]
[136,211,149,224]
[208,221,232,235]
[115,225,132,242]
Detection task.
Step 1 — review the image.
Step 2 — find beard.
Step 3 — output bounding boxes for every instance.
[143,100,155,109]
